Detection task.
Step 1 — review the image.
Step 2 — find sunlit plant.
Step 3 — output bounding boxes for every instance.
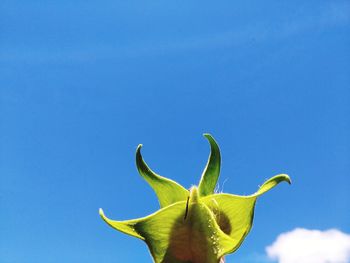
[100,134,291,263]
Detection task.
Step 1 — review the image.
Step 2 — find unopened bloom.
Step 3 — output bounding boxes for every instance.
[100,134,291,263]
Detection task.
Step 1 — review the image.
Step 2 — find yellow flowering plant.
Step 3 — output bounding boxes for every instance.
[100,134,291,263]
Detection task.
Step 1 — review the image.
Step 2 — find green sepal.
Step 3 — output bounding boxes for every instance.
[198,134,221,197]
[100,188,236,263]
[99,208,144,240]
[136,144,189,208]
[202,174,291,254]
[253,174,291,196]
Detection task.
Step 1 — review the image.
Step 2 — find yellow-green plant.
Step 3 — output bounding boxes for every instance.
[100,134,291,263]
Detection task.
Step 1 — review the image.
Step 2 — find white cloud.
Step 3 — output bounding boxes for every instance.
[266,228,350,263]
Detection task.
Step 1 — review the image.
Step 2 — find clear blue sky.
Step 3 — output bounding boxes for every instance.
[1,1,349,262]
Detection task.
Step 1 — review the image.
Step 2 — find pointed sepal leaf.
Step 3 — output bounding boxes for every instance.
[101,187,235,263]
[99,208,144,240]
[198,134,221,197]
[136,144,189,208]
[202,174,291,254]
[253,173,291,196]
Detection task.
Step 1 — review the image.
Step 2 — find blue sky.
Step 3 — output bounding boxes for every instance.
[1,1,349,262]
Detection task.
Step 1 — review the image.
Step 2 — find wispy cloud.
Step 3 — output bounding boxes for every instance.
[266,228,350,263]
[1,2,349,64]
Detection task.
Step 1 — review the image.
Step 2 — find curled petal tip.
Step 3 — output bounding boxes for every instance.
[198,133,221,197]
[135,142,189,208]
[203,133,213,138]
[286,176,292,185]
[279,174,292,185]
[254,173,292,196]
[99,208,104,217]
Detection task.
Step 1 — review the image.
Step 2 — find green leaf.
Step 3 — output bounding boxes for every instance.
[99,208,144,240]
[202,174,291,253]
[198,134,221,197]
[136,144,189,208]
[253,174,291,196]
[100,187,235,263]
